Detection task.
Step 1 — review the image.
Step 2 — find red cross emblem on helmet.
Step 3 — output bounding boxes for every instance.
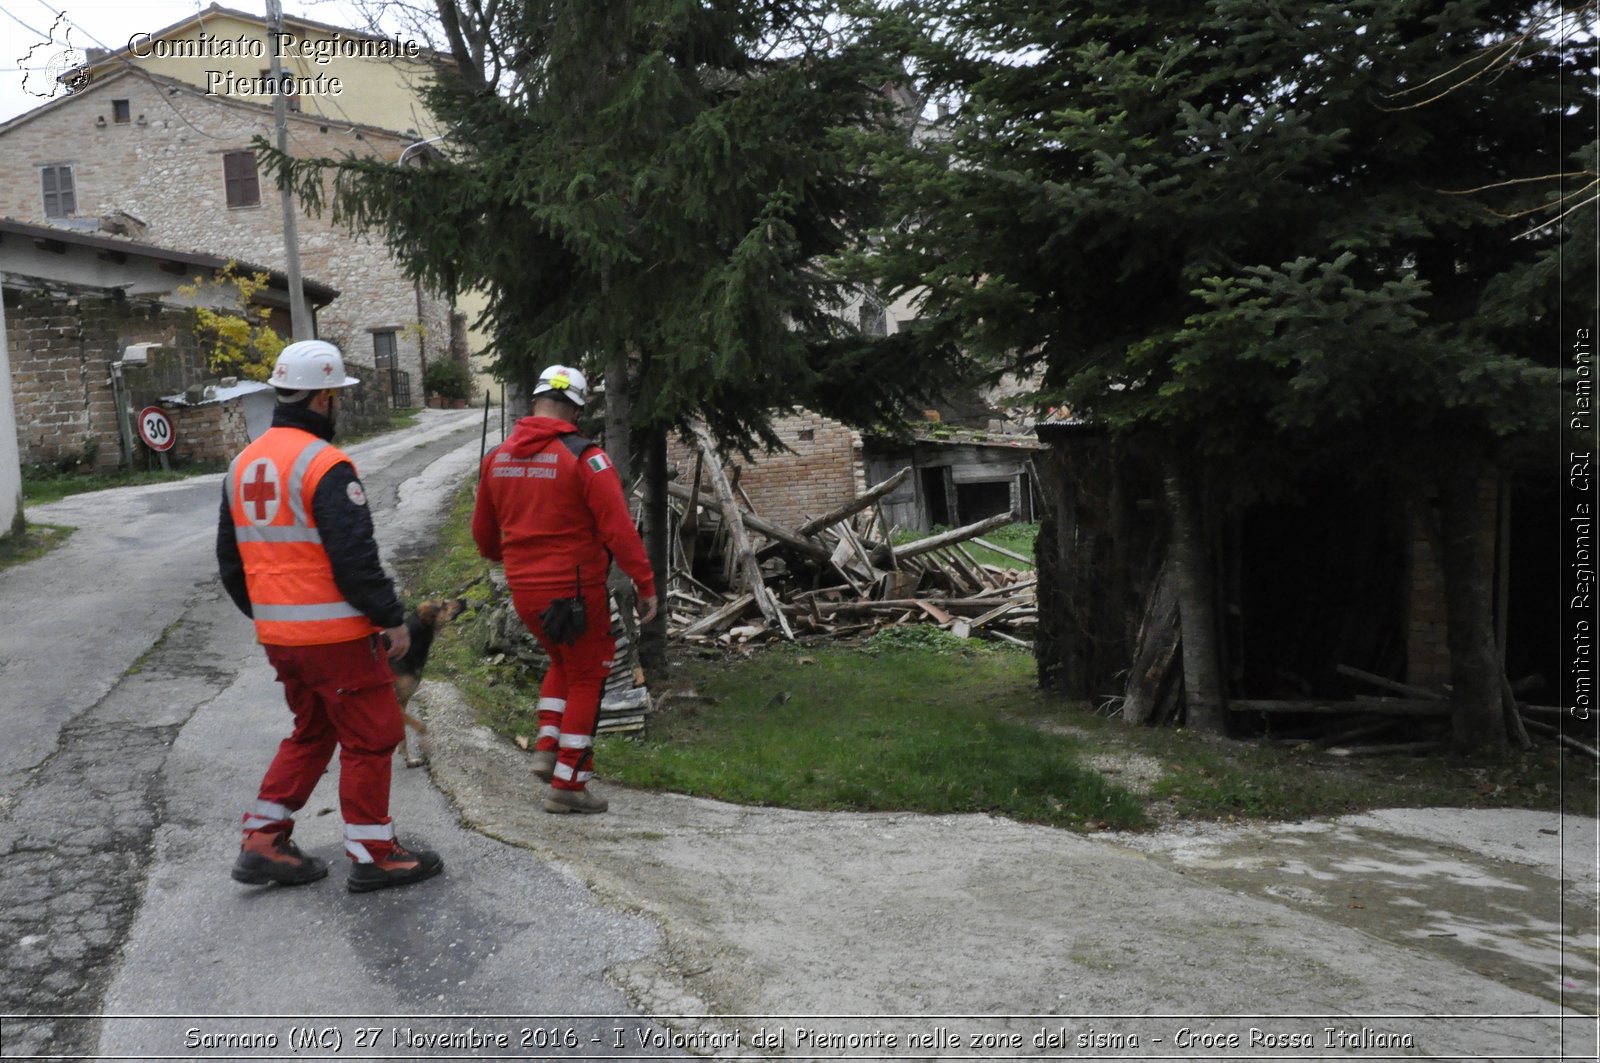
[322,362,334,377]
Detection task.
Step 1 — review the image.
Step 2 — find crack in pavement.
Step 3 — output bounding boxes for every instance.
[0,610,239,1059]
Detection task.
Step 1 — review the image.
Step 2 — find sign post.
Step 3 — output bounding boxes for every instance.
[137,406,175,470]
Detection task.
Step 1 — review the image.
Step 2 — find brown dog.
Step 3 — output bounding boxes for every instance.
[390,598,468,767]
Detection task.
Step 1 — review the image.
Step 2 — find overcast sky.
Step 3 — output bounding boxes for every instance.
[1,0,414,125]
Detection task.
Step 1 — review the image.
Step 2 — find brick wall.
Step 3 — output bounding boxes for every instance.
[666,410,865,530]
[168,401,250,466]
[5,286,194,471]
[0,75,452,391]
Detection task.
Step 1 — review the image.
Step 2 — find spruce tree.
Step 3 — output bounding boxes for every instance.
[269,0,969,450]
[853,0,1595,746]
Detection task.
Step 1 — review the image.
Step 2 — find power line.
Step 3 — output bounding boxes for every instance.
[0,4,50,38]
[23,0,236,141]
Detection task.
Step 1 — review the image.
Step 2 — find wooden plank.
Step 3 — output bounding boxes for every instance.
[1522,717,1600,759]
[681,592,756,637]
[667,480,833,562]
[894,511,1019,559]
[1335,663,1446,700]
[835,519,882,581]
[969,601,1019,629]
[934,547,981,594]
[690,424,793,639]
[972,576,1038,599]
[914,600,954,625]
[971,536,1034,567]
[948,544,994,590]
[803,597,1029,617]
[1232,698,1451,717]
[874,503,900,570]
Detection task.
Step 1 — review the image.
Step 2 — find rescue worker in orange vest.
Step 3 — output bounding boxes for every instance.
[216,340,444,893]
[472,364,658,814]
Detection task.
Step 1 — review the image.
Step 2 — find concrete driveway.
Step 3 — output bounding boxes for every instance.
[418,675,1599,1060]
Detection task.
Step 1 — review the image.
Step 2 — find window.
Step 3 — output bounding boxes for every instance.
[112,99,130,124]
[372,330,397,367]
[40,165,75,217]
[223,151,260,208]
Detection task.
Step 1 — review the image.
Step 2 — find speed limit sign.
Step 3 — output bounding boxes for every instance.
[138,406,175,452]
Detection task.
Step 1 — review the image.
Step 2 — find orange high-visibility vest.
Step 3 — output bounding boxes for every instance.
[226,427,376,646]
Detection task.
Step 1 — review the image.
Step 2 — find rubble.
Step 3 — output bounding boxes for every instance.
[655,434,1036,651]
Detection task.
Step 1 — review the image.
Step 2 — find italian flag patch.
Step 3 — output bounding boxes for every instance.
[586,452,611,474]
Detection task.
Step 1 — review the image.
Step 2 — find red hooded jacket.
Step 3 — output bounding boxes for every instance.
[472,416,656,599]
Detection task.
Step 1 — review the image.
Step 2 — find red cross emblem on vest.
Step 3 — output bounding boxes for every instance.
[240,459,281,524]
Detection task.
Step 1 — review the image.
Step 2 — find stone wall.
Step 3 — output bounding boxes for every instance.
[4,286,193,471]
[665,410,865,530]
[0,74,451,392]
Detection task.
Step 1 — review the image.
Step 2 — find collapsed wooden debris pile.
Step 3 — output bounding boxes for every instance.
[657,427,1036,649]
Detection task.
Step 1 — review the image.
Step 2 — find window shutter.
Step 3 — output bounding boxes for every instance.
[224,151,260,208]
[41,166,75,217]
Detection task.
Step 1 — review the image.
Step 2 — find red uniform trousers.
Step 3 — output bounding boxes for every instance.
[514,584,614,791]
[249,636,404,843]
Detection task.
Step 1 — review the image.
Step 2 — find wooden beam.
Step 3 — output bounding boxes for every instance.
[1522,717,1600,759]
[894,511,1018,559]
[690,425,793,639]
[971,536,1034,567]
[681,593,756,638]
[667,480,833,563]
[796,466,913,537]
[1334,664,1446,700]
[1231,698,1451,717]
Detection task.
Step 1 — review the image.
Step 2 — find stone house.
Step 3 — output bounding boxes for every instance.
[0,69,455,404]
[63,3,490,398]
[0,215,356,471]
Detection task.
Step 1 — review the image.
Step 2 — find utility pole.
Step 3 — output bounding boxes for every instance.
[266,0,311,338]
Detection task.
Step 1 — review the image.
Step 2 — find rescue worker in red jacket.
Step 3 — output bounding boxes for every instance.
[472,364,658,814]
[216,340,444,892]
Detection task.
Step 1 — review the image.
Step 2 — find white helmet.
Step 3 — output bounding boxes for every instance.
[270,340,360,394]
[531,364,588,407]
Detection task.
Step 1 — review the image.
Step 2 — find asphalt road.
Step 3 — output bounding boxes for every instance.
[0,409,677,1061]
[3,406,1598,1063]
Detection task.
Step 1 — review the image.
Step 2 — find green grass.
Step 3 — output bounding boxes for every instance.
[601,642,1149,830]
[0,522,73,572]
[403,483,1596,831]
[22,462,228,505]
[894,520,1038,569]
[398,477,527,732]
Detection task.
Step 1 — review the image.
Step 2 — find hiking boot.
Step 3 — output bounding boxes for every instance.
[530,749,557,783]
[232,828,328,886]
[346,841,444,894]
[542,785,608,815]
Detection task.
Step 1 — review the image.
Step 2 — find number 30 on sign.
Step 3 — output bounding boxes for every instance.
[138,406,175,452]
